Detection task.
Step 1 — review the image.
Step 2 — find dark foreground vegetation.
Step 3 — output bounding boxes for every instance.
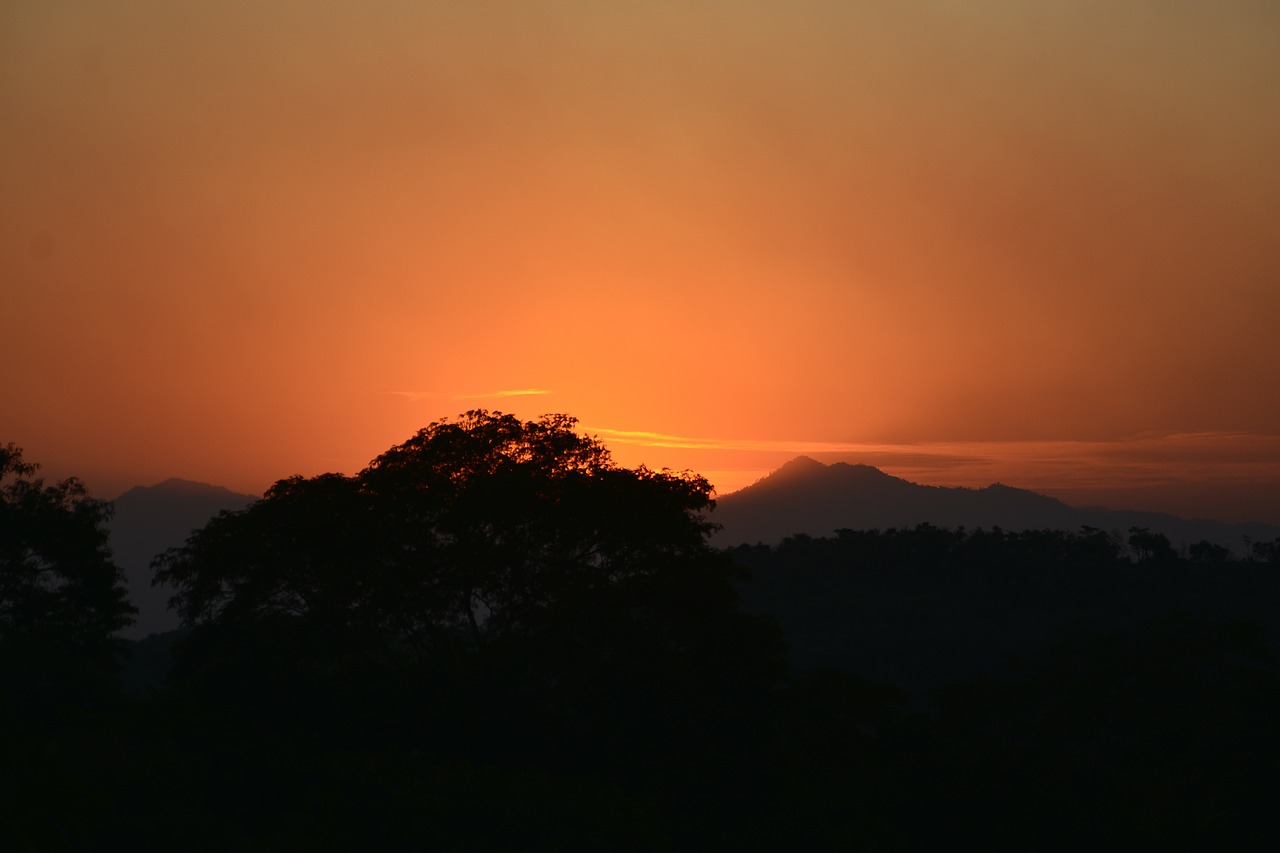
[4,421,1280,850]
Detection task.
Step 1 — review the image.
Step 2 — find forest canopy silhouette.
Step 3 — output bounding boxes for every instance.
[0,442,133,722]
[6,416,1280,848]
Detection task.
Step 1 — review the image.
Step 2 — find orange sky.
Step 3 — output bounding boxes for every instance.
[4,1,1279,523]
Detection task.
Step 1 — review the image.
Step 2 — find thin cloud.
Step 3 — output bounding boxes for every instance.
[583,427,890,454]
[387,390,437,401]
[388,389,552,401]
[455,388,552,400]
[587,427,1280,490]
[590,426,1280,455]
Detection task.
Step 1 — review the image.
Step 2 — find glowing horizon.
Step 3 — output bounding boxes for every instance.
[4,1,1279,524]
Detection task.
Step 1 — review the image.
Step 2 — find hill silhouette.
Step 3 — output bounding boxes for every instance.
[711,456,1280,551]
[109,478,258,638]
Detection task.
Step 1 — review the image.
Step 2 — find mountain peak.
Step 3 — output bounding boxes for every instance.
[830,461,896,480]
[712,457,1074,546]
[107,478,259,640]
[735,455,826,491]
[114,478,259,503]
[771,456,899,480]
[778,455,826,474]
[714,457,1279,548]
[727,457,908,503]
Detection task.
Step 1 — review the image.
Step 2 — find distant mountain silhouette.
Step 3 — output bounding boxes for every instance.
[109,478,258,638]
[711,456,1280,552]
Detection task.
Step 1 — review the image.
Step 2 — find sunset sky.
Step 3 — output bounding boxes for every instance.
[4,1,1279,523]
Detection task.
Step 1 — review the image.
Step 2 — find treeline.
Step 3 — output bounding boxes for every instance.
[727,525,1280,848]
[731,525,1280,686]
[734,523,1280,573]
[5,426,1280,849]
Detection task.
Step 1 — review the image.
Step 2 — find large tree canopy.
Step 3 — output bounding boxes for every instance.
[158,412,722,651]
[154,412,783,759]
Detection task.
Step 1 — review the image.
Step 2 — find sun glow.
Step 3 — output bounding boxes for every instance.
[3,1,1278,524]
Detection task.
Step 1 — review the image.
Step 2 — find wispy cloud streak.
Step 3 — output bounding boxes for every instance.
[583,428,887,454]
[388,389,552,401]
[455,388,552,399]
[587,427,1280,491]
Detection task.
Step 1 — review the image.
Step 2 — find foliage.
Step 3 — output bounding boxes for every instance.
[1127,525,1177,563]
[1252,536,1280,564]
[1189,538,1232,563]
[153,412,785,765]
[0,442,134,718]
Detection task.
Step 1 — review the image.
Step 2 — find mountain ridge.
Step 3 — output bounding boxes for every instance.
[109,479,259,639]
[712,457,1280,551]
[112,476,255,502]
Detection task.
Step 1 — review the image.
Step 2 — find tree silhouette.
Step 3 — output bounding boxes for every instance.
[154,412,784,766]
[1252,537,1280,565]
[0,442,134,720]
[1188,539,1231,563]
[1127,526,1176,563]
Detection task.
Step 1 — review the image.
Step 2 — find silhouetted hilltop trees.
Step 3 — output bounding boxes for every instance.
[154,413,783,748]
